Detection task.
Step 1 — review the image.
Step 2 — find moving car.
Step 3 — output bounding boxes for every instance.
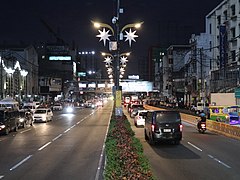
[130,104,144,118]
[21,105,37,113]
[144,110,183,145]
[0,108,20,135]
[134,110,147,127]
[52,103,63,111]
[33,108,53,122]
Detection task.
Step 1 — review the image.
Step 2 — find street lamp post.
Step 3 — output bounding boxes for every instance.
[92,0,143,116]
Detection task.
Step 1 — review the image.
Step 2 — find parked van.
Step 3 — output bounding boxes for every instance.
[0,97,19,110]
[0,108,20,135]
[144,110,183,145]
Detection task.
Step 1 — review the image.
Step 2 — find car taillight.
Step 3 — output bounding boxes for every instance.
[179,124,183,132]
[151,124,160,133]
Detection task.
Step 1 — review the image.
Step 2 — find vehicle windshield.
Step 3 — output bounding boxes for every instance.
[139,112,147,116]
[132,105,143,108]
[35,110,47,114]
[23,106,34,109]
[156,112,181,123]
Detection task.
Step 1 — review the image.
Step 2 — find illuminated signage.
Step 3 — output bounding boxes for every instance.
[78,72,86,77]
[79,83,87,88]
[128,75,139,79]
[49,56,71,61]
[98,84,105,88]
[88,83,96,88]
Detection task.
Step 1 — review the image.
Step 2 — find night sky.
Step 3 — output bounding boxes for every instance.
[0,0,223,77]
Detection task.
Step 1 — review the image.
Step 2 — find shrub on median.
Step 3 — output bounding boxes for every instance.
[104,113,155,180]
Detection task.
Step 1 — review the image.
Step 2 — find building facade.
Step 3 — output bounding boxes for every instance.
[206,0,240,93]
[0,45,38,101]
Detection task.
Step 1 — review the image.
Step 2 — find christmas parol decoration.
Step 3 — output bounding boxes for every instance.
[96,28,112,46]
[124,28,138,47]
[120,56,128,65]
[104,56,113,66]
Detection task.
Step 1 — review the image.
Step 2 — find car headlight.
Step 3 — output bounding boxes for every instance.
[66,107,73,113]
[0,124,6,129]
[19,118,25,123]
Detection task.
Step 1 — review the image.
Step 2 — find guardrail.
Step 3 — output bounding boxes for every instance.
[144,104,240,140]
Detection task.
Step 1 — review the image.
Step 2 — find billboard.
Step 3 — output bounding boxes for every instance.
[49,56,71,61]
[120,81,153,92]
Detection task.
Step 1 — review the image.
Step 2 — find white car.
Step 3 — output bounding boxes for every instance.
[33,108,53,122]
[134,110,148,127]
[52,103,63,111]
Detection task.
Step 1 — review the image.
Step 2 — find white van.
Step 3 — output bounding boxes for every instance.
[0,97,19,110]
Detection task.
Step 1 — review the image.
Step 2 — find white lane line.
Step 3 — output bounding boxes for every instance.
[38,142,52,151]
[0,175,4,179]
[20,129,32,133]
[70,124,76,129]
[208,154,231,169]
[187,142,203,152]
[10,155,33,171]
[52,134,63,141]
[64,128,71,133]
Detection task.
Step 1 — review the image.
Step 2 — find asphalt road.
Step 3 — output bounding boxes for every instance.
[124,108,240,180]
[0,101,113,180]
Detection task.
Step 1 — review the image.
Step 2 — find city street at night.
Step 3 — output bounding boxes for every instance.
[0,101,112,180]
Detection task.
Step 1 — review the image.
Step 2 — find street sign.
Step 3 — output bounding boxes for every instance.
[116,90,122,108]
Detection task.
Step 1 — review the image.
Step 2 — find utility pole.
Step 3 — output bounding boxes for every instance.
[200,48,205,109]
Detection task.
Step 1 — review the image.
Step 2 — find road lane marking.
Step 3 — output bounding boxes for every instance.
[0,175,4,179]
[10,155,33,171]
[70,125,76,129]
[38,142,52,151]
[208,154,231,169]
[64,128,71,133]
[187,142,203,152]
[52,134,63,141]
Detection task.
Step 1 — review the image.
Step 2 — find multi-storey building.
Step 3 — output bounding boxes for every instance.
[0,45,38,101]
[206,0,240,93]
[166,45,191,104]
[37,43,77,101]
[185,33,212,106]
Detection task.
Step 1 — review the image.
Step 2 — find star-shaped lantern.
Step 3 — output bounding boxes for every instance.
[104,56,113,66]
[96,28,111,46]
[120,56,128,65]
[124,28,138,47]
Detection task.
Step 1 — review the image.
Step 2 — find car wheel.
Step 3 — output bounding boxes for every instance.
[14,124,18,132]
[149,134,155,145]
[144,130,149,141]
[173,140,180,145]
